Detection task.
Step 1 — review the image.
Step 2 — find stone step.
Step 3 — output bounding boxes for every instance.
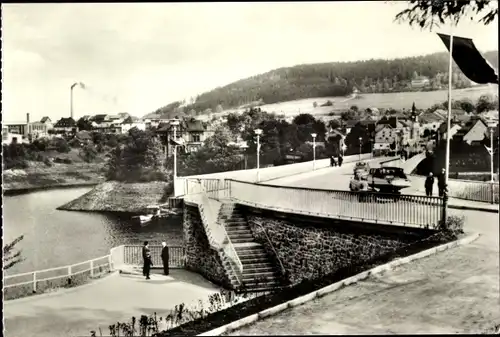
[242,269,275,277]
[227,233,253,240]
[236,246,266,254]
[239,256,268,264]
[231,237,255,244]
[242,266,276,274]
[237,252,267,263]
[242,262,273,269]
[226,229,252,236]
[223,218,246,224]
[240,280,280,290]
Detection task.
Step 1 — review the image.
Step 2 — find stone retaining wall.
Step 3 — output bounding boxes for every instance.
[183,204,232,289]
[243,207,433,286]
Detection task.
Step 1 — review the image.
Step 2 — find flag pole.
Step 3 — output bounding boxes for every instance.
[443,20,454,225]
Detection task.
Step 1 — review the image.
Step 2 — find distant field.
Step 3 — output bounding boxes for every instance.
[208,85,497,120]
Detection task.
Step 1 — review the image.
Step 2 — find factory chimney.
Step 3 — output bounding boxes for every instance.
[26,113,31,137]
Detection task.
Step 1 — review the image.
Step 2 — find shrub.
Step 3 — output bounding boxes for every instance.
[443,215,465,234]
[69,138,81,148]
[54,138,70,153]
[43,157,53,167]
[321,100,334,107]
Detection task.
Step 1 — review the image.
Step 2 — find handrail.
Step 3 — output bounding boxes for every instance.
[217,212,244,275]
[194,179,243,285]
[254,223,286,281]
[5,254,111,280]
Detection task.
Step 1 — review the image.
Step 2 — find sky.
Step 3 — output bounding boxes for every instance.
[2,2,498,123]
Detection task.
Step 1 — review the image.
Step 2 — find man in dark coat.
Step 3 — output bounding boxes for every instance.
[142,241,150,277]
[161,242,169,275]
[338,154,343,167]
[437,168,446,197]
[425,172,434,196]
[144,251,153,280]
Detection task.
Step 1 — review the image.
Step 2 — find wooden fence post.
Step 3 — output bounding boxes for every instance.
[33,272,37,293]
[90,260,94,278]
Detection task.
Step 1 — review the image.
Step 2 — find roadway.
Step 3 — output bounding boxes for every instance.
[228,208,500,335]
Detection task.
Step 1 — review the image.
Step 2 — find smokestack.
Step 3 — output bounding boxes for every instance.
[26,113,30,136]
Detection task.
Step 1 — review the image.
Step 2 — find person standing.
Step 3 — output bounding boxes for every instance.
[437,168,446,197]
[142,241,150,277]
[161,242,169,276]
[338,154,343,167]
[144,251,153,280]
[425,172,434,196]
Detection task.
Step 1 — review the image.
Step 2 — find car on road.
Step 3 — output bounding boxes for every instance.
[367,166,411,194]
[349,174,369,192]
[353,161,370,178]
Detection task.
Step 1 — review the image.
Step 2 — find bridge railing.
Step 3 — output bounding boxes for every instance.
[410,175,499,204]
[4,254,112,300]
[228,179,442,228]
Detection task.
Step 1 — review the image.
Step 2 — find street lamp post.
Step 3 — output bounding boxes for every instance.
[170,119,180,182]
[358,137,362,161]
[240,144,249,170]
[311,133,317,170]
[255,129,263,182]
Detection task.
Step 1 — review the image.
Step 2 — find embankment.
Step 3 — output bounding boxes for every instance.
[57,181,171,213]
[3,162,106,194]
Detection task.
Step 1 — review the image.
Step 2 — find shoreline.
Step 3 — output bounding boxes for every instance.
[3,181,101,196]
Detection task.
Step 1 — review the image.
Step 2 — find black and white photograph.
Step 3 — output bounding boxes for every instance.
[2,1,499,336]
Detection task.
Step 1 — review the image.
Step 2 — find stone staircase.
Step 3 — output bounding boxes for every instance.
[219,203,282,292]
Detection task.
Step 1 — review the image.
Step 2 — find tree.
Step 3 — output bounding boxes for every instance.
[459,99,475,113]
[327,119,341,130]
[341,109,358,121]
[54,138,70,153]
[395,0,498,30]
[105,129,166,182]
[3,235,24,270]
[77,118,93,131]
[215,104,224,113]
[79,144,98,163]
[476,94,498,113]
[350,105,359,112]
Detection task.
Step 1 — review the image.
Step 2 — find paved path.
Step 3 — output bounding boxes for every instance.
[3,269,221,337]
[229,208,500,335]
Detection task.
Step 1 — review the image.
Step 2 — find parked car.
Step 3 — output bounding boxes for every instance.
[353,161,370,178]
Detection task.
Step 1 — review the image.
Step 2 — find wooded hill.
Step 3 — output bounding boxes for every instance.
[147,50,498,119]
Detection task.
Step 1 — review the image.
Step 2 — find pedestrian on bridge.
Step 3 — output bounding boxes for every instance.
[425,172,434,196]
[330,155,337,167]
[437,168,446,197]
[161,242,169,276]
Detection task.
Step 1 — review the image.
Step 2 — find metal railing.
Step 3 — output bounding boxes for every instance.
[186,179,243,281]
[410,175,500,204]
[253,223,287,282]
[4,255,112,300]
[229,179,443,228]
[122,245,185,268]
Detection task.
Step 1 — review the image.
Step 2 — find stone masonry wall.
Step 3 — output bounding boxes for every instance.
[244,208,432,286]
[183,204,232,289]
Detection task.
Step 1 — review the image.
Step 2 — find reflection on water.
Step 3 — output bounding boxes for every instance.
[3,187,184,275]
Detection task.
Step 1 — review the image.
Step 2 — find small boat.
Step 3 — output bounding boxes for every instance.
[132,205,182,227]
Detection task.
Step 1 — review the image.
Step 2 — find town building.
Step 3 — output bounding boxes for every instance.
[53,117,77,134]
[157,118,215,156]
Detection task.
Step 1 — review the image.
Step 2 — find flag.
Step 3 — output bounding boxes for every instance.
[437,33,498,84]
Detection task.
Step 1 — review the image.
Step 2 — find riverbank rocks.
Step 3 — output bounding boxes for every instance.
[246,212,431,286]
[183,204,232,289]
[57,181,170,213]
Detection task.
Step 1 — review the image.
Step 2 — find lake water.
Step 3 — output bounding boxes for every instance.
[3,187,184,275]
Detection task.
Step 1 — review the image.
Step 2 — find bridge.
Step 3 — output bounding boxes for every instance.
[170,152,498,292]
